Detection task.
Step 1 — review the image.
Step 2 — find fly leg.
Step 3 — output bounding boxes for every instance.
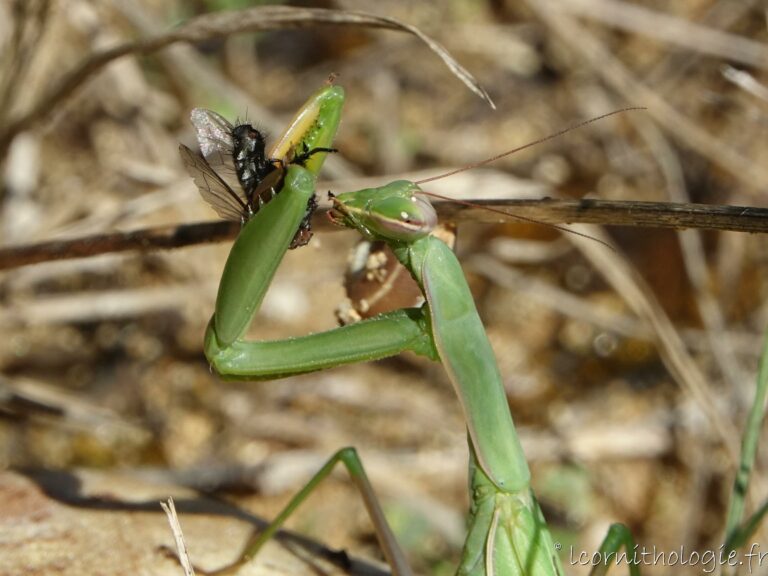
[290,193,319,249]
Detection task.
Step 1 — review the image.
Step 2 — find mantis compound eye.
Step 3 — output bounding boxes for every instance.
[364,194,437,241]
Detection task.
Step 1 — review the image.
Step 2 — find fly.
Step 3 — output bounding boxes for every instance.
[179,109,332,248]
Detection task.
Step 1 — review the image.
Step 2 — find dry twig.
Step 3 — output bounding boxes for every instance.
[2,200,767,270]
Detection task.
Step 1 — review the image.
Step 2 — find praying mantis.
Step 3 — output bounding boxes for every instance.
[183,82,638,576]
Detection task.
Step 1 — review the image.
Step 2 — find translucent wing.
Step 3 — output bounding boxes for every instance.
[179,144,247,221]
[189,108,244,202]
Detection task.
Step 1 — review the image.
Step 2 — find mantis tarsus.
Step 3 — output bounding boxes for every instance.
[184,83,638,576]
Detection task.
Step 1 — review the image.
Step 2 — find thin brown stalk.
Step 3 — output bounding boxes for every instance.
[2,200,768,271]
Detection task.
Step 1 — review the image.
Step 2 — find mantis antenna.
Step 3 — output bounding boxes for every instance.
[414,107,647,250]
[415,107,646,185]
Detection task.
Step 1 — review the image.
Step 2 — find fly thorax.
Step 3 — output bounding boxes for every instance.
[232,124,269,195]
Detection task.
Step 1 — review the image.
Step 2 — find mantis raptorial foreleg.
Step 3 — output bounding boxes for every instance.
[188,83,418,576]
[185,82,637,576]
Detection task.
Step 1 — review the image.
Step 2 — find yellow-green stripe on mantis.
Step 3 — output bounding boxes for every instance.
[192,84,638,576]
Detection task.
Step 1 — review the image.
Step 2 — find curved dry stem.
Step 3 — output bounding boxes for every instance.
[0,6,493,157]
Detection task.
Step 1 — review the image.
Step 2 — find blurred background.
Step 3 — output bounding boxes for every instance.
[1,0,768,574]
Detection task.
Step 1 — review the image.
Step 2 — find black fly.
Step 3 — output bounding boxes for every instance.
[179,109,328,248]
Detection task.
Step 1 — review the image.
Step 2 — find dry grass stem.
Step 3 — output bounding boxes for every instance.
[161,498,196,576]
[0,6,492,157]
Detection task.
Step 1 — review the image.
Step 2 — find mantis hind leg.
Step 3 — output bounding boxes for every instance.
[200,447,413,576]
[589,524,639,576]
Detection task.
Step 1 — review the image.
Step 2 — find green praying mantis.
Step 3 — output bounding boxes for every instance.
[182,83,639,576]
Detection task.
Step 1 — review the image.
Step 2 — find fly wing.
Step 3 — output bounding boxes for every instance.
[179,144,246,221]
[190,108,233,157]
[189,108,244,202]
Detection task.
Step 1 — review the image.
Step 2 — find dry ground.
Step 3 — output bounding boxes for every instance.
[1,1,768,574]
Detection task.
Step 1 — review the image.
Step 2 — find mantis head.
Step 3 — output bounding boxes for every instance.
[329,180,437,242]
